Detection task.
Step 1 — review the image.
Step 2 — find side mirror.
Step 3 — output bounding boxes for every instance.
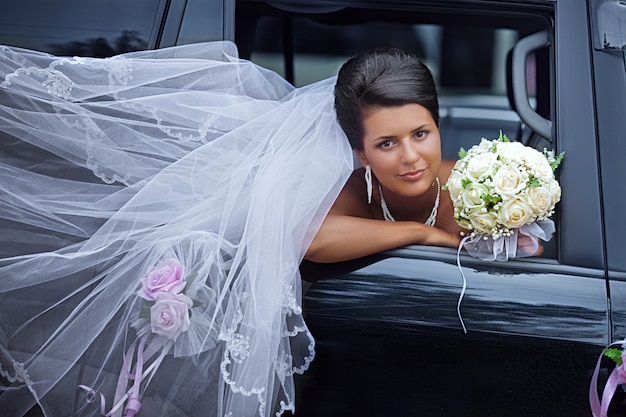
[591,0,626,51]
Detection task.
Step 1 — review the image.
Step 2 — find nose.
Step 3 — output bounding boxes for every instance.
[400,139,420,164]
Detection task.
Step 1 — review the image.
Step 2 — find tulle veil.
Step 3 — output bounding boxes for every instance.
[0,41,353,416]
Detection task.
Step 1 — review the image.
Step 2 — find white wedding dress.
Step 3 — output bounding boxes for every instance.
[0,41,353,417]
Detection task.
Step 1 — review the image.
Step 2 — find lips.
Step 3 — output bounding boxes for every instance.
[399,169,425,181]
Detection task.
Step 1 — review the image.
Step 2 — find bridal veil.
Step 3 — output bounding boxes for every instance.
[0,41,353,416]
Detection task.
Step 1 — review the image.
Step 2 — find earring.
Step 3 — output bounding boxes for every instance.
[365,165,373,204]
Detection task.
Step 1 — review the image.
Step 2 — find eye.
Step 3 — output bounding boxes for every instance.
[414,130,428,139]
[378,140,394,149]
[376,140,393,149]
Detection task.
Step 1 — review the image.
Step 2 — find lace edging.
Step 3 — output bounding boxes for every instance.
[0,359,33,386]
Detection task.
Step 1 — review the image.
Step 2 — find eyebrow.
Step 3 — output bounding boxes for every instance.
[370,135,395,143]
[369,123,430,143]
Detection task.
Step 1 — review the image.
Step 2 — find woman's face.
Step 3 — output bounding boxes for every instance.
[357,103,441,199]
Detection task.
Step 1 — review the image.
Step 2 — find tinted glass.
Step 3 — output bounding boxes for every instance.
[235,7,542,92]
[235,4,551,150]
[0,0,162,57]
[177,0,228,45]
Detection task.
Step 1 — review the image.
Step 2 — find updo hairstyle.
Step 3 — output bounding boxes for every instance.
[334,48,439,151]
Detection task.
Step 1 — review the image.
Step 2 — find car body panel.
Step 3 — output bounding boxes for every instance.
[1,0,625,415]
[305,247,609,343]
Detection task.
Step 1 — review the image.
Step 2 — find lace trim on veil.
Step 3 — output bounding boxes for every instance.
[0,41,353,417]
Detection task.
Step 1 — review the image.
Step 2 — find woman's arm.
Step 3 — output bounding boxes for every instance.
[304,173,461,263]
[305,214,461,263]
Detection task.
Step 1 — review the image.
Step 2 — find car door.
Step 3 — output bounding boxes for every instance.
[591,0,626,343]
[232,0,611,415]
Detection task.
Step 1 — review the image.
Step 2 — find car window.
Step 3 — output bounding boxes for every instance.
[0,0,163,56]
[236,2,557,258]
[235,3,552,150]
[177,0,231,46]
[247,19,517,95]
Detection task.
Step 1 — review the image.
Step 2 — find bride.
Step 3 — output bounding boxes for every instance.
[0,41,530,416]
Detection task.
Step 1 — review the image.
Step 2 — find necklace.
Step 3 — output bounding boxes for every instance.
[378,177,440,226]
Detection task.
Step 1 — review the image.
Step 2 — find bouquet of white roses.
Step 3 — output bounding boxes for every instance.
[446,131,564,261]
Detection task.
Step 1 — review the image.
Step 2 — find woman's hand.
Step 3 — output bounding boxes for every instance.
[425,226,462,249]
[516,234,544,257]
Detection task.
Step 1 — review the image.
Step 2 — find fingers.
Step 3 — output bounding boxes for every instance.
[517,235,544,256]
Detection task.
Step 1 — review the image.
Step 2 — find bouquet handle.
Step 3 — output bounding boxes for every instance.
[462,220,555,262]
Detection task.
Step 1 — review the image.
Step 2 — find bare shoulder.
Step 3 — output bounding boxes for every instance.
[330,168,375,218]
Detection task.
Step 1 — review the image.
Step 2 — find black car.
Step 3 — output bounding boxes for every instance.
[2,0,625,416]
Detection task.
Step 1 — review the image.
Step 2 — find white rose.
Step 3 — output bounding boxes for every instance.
[492,164,526,196]
[446,169,465,201]
[460,183,488,212]
[548,179,562,206]
[498,197,532,229]
[526,186,553,215]
[496,141,526,162]
[466,151,497,180]
[468,211,499,234]
[524,147,553,181]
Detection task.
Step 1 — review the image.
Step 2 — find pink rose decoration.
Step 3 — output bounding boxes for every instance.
[150,292,193,340]
[138,259,185,301]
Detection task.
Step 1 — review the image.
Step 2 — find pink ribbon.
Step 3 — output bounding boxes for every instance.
[124,337,145,417]
[589,340,626,417]
[78,336,147,417]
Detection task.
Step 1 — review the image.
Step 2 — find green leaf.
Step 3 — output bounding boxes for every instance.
[481,193,502,207]
[184,271,199,292]
[528,177,541,187]
[461,179,472,188]
[603,348,624,365]
[458,148,467,159]
[498,130,510,142]
[550,151,566,171]
[138,304,152,319]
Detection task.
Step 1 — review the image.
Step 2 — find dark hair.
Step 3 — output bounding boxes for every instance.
[334,48,439,150]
